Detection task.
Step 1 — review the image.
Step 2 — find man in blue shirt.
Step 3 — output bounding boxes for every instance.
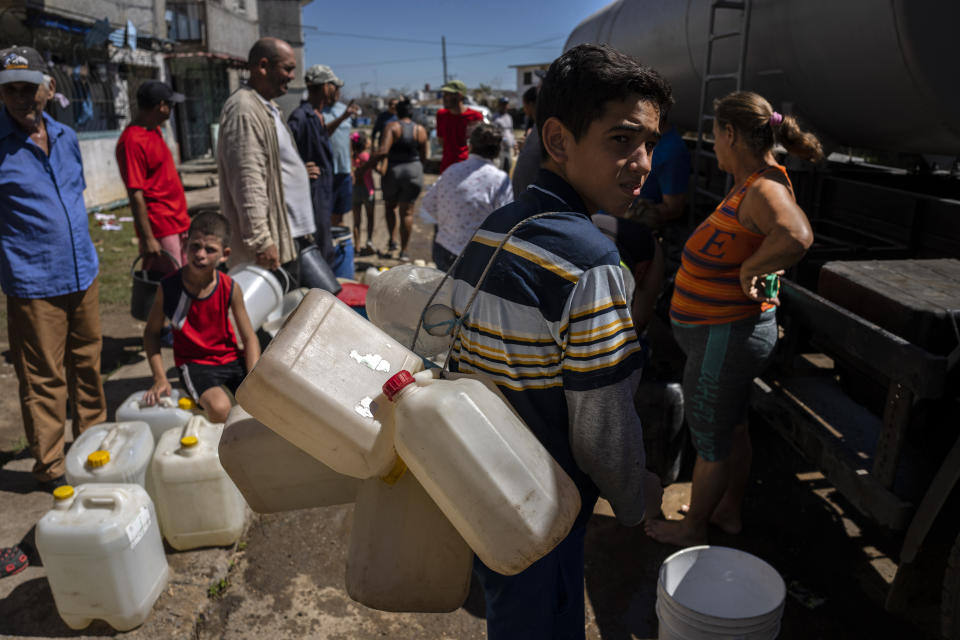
[321,78,359,226]
[288,64,339,265]
[0,46,107,490]
[635,123,690,224]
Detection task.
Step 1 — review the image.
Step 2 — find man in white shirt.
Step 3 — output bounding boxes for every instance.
[421,123,514,271]
[491,97,516,173]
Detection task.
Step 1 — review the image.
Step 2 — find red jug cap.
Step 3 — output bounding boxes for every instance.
[382,370,415,401]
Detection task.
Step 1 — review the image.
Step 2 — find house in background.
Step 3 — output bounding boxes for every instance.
[509,62,549,97]
[258,0,312,118]
[0,0,172,206]
[165,0,257,161]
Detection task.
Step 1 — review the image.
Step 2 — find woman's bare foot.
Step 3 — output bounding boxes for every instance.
[644,518,708,547]
[678,504,742,535]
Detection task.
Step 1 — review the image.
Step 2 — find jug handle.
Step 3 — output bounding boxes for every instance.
[181,415,203,442]
[81,494,122,513]
[98,424,123,454]
[411,212,560,370]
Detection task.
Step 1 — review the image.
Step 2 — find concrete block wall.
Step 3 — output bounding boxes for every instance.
[206,2,259,60]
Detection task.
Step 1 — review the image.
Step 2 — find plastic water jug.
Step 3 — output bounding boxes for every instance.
[65,421,154,488]
[149,415,247,550]
[219,406,360,513]
[346,469,473,612]
[227,263,285,330]
[383,369,582,576]
[365,264,454,358]
[36,484,168,631]
[236,288,424,479]
[116,389,197,442]
[262,287,308,337]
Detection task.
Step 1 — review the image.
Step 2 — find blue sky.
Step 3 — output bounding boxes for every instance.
[300,0,612,97]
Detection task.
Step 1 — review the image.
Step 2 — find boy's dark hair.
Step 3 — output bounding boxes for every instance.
[522,85,538,106]
[396,98,413,119]
[537,44,673,159]
[189,211,231,246]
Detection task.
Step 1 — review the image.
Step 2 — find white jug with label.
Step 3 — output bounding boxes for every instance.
[116,389,197,442]
[236,288,424,479]
[149,415,247,550]
[382,369,581,576]
[36,484,168,631]
[65,421,154,488]
[346,467,473,612]
[219,406,360,513]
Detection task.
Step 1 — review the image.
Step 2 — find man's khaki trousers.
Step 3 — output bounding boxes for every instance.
[8,279,107,481]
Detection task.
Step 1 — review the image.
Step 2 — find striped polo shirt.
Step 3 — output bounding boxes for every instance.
[670,165,790,325]
[447,169,645,527]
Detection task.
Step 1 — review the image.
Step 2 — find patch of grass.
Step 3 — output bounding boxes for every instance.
[207,577,229,599]
[88,207,140,311]
[8,435,27,454]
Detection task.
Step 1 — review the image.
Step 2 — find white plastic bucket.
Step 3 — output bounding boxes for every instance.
[227,263,284,331]
[656,546,785,640]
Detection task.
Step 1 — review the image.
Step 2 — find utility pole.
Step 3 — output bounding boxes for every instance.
[442,35,448,84]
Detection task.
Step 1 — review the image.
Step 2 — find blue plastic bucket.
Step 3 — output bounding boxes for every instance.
[331,226,354,279]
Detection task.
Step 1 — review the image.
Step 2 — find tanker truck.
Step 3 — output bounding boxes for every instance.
[566,2,960,637]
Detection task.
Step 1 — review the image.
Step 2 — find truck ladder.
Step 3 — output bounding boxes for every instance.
[689,0,753,227]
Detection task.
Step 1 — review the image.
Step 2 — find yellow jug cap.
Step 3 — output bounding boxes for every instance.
[178,397,196,410]
[379,457,408,485]
[180,435,199,447]
[53,485,75,500]
[87,450,110,467]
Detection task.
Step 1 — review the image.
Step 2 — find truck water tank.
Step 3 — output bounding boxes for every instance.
[565,0,960,155]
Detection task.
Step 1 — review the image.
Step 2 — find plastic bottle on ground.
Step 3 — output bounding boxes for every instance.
[36,484,169,631]
[116,389,195,442]
[149,415,247,550]
[65,421,154,488]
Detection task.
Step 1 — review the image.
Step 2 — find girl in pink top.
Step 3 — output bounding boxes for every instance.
[351,132,376,255]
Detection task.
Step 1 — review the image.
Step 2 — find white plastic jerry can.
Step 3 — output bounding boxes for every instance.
[149,415,247,550]
[115,389,197,442]
[382,370,582,576]
[219,406,361,513]
[36,484,169,631]
[346,467,473,612]
[65,421,154,488]
[236,288,424,479]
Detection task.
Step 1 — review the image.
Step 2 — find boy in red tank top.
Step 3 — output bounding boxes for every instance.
[142,212,260,422]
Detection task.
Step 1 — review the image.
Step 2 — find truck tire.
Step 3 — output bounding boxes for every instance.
[943,531,960,639]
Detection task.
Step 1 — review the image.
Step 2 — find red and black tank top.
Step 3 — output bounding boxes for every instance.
[161,269,240,366]
[670,165,792,325]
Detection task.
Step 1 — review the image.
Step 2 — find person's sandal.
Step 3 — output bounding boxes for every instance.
[1,545,28,578]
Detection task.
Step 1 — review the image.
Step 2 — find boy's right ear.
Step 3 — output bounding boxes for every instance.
[541,117,569,165]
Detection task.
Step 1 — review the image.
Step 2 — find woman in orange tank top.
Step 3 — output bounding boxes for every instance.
[646,91,821,547]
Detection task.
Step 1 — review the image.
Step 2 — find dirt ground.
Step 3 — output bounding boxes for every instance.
[0,169,940,639]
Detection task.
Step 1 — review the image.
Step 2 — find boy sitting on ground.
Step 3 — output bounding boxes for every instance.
[142,212,259,422]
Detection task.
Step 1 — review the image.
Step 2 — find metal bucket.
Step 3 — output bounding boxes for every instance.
[130,251,179,322]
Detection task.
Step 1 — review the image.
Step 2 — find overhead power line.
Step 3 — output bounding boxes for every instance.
[304,29,563,50]
[331,35,563,69]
